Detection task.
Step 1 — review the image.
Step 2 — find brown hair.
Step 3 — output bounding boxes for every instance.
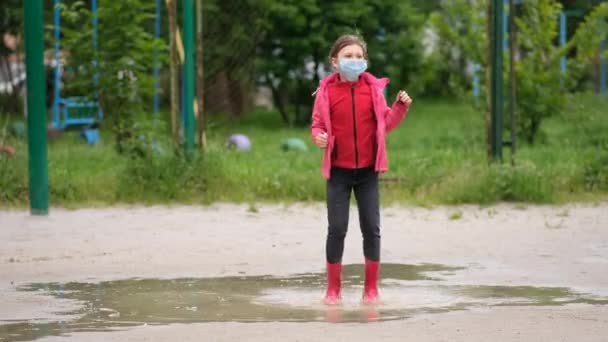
[328,34,368,65]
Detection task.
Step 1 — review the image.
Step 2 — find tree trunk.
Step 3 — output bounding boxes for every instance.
[226,73,243,120]
[294,77,302,125]
[485,0,492,161]
[529,117,539,145]
[196,0,206,151]
[1,53,20,113]
[312,47,320,85]
[266,73,289,126]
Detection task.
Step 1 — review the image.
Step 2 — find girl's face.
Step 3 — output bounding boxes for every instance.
[331,44,365,70]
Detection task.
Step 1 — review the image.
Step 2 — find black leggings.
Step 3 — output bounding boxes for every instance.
[326,167,380,263]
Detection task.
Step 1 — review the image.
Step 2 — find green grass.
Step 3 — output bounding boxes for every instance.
[1,93,607,208]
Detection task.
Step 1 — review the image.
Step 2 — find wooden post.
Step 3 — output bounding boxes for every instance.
[196,0,206,151]
[168,0,179,143]
[485,0,492,160]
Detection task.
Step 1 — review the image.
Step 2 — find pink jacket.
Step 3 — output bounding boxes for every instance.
[311,72,410,179]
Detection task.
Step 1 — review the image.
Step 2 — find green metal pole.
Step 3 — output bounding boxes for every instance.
[24,0,49,215]
[508,0,516,166]
[183,0,195,156]
[490,0,504,162]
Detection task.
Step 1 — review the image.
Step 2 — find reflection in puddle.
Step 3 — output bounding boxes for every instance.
[1,263,607,341]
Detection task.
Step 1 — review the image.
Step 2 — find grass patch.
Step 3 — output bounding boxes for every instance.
[1,93,607,207]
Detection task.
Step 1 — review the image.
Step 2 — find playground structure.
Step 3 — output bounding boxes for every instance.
[473,0,608,98]
[51,0,102,144]
[51,0,165,145]
[474,0,608,165]
[25,0,196,214]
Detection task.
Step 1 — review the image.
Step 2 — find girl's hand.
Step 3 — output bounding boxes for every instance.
[315,132,328,149]
[396,90,412,106]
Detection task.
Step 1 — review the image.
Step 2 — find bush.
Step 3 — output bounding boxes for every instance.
[583,147,608,191]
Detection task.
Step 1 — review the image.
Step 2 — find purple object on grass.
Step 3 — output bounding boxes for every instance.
[226,134,251,151]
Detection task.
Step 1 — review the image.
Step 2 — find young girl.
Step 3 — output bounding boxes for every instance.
[311,34,412,305]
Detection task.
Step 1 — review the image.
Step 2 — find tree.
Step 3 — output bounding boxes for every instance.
[429,0,487,99]
[430,0,608,145]
[255,0,425,126]
[199,0,263,119]
[515,0,608,143]
[59,0,165,155]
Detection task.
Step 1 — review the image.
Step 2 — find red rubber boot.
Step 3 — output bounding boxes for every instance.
[363,258,380,304]
[323,262,342,305]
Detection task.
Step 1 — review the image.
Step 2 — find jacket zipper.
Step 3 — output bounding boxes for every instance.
[351,84,359,168]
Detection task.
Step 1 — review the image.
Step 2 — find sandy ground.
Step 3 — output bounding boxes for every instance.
[1,202,608,341]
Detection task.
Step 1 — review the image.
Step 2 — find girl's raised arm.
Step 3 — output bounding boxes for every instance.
[383,90,411,133]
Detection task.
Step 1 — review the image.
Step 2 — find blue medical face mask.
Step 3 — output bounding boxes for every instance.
[338,58,368,81]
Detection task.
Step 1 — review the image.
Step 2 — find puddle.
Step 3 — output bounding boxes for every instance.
[1,263,607,341]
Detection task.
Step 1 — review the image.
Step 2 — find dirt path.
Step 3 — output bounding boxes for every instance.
[1,203,607,341]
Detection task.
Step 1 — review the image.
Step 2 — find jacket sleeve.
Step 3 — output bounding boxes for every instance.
[310,88,326,141]
[380,90,410,133]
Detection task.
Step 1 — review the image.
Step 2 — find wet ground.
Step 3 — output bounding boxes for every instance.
[2,263,607,341]
[1,203,607,341]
